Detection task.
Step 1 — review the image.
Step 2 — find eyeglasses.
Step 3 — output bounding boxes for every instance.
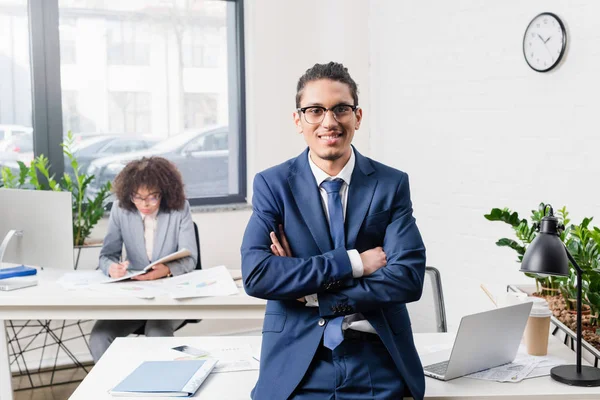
[131,193,161,206]
[297,104,359,125]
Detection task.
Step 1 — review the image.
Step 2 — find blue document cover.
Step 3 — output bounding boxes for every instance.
[0,266,37,280]
[110,359,217,397]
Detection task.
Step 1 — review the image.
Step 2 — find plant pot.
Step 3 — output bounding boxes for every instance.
[566,299,592,315]
[539,286,560,297]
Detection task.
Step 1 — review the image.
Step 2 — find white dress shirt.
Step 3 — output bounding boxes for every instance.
[306,149,377,334]
[140,209,159,262]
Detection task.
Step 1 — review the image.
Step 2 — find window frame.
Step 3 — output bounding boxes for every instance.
[26,0,247,206]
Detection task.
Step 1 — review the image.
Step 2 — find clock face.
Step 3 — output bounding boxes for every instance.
[523,13,567,72]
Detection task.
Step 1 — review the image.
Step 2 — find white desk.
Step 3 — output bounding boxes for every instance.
[0,269,266,400]
[71,333,600,400]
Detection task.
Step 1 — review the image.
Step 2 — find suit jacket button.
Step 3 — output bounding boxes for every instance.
[318,318,325,327]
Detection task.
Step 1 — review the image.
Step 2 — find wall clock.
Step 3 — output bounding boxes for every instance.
[523,12,567,72]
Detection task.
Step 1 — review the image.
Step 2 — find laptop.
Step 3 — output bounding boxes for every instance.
[422,302,533,381]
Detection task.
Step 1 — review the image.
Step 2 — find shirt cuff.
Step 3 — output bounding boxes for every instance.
[305,294,319,307]
[347,249,364,278]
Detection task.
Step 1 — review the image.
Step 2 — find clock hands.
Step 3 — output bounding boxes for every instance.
[535,32,554,59]
[536,33,552,44]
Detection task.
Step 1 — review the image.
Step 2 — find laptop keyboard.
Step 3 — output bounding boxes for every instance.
[424,360,449,376]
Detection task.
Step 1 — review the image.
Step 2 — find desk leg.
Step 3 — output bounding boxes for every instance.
[0,320,13,400]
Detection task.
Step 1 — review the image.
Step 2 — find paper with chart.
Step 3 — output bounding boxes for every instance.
[466,346,567,382]
[102,248,192,283]
[57,270,165,298]
[174,343,259,373]
[166,265,238,299]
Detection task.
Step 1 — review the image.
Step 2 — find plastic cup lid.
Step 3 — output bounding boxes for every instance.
[527,297,552,317]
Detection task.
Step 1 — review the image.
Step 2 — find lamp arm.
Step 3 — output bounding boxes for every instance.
[563,243,583,373]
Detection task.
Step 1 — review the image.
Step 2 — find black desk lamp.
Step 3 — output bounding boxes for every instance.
[520,204,600,386]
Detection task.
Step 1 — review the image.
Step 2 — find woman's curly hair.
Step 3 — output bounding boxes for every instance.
[113,157,186,212]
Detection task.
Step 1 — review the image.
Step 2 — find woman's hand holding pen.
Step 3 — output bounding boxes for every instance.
[108,261,130,278]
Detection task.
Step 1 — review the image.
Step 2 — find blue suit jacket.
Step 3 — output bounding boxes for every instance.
[241,147,426,400]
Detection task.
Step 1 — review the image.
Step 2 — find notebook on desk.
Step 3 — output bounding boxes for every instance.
[0,266,38,291]
[109,359,217,397]
[103,248,191,283]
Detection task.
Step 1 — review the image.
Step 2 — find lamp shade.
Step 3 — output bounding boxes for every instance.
[520,216,569,277]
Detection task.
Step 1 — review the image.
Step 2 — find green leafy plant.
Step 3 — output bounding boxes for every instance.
[0,132,111,246]
[484,203,569,295]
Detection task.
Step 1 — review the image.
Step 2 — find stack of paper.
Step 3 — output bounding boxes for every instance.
[466,346,567,383]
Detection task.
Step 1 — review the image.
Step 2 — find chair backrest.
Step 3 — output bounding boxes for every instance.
[193,221,202,270]
[406,266,447,333]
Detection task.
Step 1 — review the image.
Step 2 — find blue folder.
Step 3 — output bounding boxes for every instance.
[0,266,37,280]
[110,360,216,397]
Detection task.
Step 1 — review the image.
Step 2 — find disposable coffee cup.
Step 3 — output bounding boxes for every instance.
[523,297,552,356]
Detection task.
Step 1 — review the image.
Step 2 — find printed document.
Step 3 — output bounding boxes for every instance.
[466,346,567,382]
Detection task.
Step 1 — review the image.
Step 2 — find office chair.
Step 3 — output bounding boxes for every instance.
[406,266,447,333]
[133,221,202,335]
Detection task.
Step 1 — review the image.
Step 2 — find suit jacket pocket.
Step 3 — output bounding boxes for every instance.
[262,313,286,333]
[365,209,391,227]
[384,305,411,336]
[363,209,391,244]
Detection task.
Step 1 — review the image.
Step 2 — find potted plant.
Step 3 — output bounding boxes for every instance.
[0,132,112,255]
[484,204,570,295]
[487,204,600,352]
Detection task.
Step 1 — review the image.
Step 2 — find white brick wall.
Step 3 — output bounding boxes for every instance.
[369,0,600,330]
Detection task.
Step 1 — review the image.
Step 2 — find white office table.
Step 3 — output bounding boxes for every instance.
[0,268,266,400]
[71,333,600,400]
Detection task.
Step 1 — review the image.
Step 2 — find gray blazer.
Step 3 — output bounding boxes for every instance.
[99,200,198,276]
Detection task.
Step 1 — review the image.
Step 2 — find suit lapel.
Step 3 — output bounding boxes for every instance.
[288,149,333,254]
[346,148,377,249]
[152,210,170,261]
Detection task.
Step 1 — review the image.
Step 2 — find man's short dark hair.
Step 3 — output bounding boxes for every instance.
[295,62,359,108]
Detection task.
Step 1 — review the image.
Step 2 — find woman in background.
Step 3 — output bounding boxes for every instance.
[90,156,197,362]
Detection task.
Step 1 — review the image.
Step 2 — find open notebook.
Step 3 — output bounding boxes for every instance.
[109,359,217,397]
[103,248,191,283]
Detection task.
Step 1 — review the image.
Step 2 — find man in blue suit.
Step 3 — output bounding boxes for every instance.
[241,62,426,399]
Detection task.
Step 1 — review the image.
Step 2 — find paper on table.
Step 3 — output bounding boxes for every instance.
[103,248,192,283]
[167,266,238,299]
[208,344,259,373]
[87,282,166,299]
[465,346,567,383]
[173,343,259,373]
[57,270,109,289]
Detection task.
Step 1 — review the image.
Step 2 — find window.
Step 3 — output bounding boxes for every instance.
[59,17,76,64]
[106,20,150,66]
[108,92,151,134]
[183,26,222,68]
[3,0,247,205]
[184,93,218,130]
[0,0,33,174]
[62,91,96,134]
